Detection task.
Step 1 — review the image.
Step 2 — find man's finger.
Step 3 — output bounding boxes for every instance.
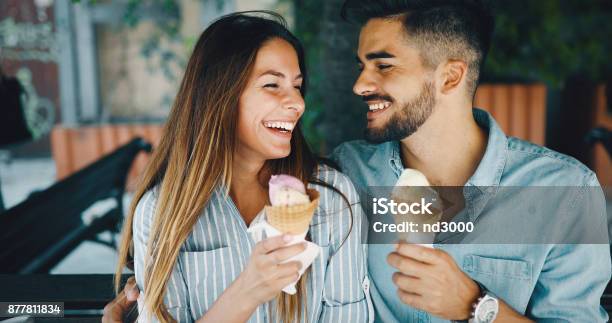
[392,272,425,295]
[397,289,425,310]
[103,293,130,323]
[395,241,445,265]
[387,252,430,277]
[123,276,139,301]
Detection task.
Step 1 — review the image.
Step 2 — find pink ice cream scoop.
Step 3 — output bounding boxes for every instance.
[269,175,309,206]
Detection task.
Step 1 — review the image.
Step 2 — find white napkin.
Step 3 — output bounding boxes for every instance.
[247,220,321,295]
[404,231,434,249]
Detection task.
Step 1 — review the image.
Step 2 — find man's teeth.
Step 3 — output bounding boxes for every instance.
[264,121,295,131]
[368,102,391,111]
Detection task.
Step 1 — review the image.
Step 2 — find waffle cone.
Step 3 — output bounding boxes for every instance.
[265,189,320,235]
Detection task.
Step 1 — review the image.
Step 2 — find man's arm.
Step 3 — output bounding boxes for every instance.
[102,276,139,323]
[388,242,533,322]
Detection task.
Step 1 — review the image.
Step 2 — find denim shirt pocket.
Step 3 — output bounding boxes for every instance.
[178,247,234,312]
[462,255,533,311]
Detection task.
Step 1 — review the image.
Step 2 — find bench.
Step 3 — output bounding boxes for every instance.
[0,138,151,274]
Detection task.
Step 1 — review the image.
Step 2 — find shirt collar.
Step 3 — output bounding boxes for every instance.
[466,108,507,192]
[368,141,404,178]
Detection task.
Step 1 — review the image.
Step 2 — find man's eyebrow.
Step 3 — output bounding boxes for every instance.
[259,70,303,80]
[365,51,395,60]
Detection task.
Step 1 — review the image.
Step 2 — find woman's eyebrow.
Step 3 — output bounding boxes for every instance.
[260,70,285,78]
[259,70,302,80]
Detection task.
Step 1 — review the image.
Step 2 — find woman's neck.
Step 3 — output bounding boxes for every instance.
[229,152,268,225]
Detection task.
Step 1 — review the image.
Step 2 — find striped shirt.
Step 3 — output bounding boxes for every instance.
[133,165,371,322]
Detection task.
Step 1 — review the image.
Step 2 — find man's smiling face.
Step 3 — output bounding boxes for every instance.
[354,17,436,143]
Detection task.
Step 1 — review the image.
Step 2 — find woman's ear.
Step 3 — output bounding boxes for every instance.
[440,60,467,94]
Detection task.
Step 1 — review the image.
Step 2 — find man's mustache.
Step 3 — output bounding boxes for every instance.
[362,94,394,102]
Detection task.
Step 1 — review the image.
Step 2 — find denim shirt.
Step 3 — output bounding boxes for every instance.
[330,108,611,322]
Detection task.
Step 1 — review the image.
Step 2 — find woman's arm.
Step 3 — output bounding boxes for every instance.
[196,235,307,323]
[319,172,371,322]
[136,191,308,323]
[133,191,193,322]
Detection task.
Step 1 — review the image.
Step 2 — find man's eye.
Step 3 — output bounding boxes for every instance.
[377,64,392,70]
[264,83,278,88]
[294,85,302,91]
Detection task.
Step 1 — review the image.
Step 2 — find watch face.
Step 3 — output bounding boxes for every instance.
[476,298,499,323]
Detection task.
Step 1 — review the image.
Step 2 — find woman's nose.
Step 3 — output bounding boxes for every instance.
[283,90,305,114]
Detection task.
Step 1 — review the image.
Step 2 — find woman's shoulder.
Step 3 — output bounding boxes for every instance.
[133,186,160,230]
[310,163,359,204]
[314,163,355,187]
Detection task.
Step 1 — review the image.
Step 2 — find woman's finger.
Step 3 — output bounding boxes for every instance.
[273,271,301,290]
[274,260,302,278]
[266,242,307,264]
[255,235,292,254]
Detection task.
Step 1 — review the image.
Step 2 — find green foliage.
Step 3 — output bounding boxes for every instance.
[293,0,326,151]
[484,0,612,87]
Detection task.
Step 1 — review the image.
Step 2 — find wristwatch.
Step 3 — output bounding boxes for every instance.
[468,281,499,323]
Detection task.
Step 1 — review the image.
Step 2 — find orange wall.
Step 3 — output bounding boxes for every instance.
[51,124,164,190]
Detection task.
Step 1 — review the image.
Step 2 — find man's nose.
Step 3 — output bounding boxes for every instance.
[353,71,378,96]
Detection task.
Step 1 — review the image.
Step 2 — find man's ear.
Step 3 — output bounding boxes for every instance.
[439,60,467,94]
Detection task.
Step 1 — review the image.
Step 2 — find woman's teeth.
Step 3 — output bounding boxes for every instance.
[263,121,295,132]
[368,102,391,111]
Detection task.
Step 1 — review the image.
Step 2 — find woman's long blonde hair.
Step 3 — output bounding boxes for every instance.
[114,12,324,323]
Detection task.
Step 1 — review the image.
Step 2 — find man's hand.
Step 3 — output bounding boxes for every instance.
[387,242,480,320]
[102,276,140,323]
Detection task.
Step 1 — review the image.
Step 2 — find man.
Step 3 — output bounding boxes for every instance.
[104,1,610,322]
[331,0,610,322]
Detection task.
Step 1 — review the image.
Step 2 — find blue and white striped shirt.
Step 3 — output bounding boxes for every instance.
[134,165,371,322]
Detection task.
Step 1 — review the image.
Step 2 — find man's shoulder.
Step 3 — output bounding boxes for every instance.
[504,137,598,186]
[331,139,381,161]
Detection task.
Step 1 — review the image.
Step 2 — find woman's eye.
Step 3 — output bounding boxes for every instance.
[264,83,278,88]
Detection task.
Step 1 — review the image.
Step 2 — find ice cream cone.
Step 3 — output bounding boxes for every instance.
[265,189,320,235]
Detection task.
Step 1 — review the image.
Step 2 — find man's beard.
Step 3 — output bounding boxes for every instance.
[365,81,435,143]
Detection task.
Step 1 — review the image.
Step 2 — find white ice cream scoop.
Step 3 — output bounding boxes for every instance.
[395,168,430,186]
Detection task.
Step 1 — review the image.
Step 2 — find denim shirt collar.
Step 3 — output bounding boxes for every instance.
[466,108,508,191]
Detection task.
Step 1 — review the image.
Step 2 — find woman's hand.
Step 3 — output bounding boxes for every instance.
[236,234,306,306]
[197,234,305,323]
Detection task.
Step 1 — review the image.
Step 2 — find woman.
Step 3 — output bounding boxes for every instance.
[114,12,369,323]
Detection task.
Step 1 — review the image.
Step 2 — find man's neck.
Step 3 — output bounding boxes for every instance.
[399,104,487,186]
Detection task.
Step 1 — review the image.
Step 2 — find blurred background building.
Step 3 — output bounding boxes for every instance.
[0,0,610,273]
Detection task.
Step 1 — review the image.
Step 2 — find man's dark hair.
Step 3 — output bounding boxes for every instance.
[341,0,494,96]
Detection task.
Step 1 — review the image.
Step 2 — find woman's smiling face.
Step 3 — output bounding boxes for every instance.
[236,37,305,161]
